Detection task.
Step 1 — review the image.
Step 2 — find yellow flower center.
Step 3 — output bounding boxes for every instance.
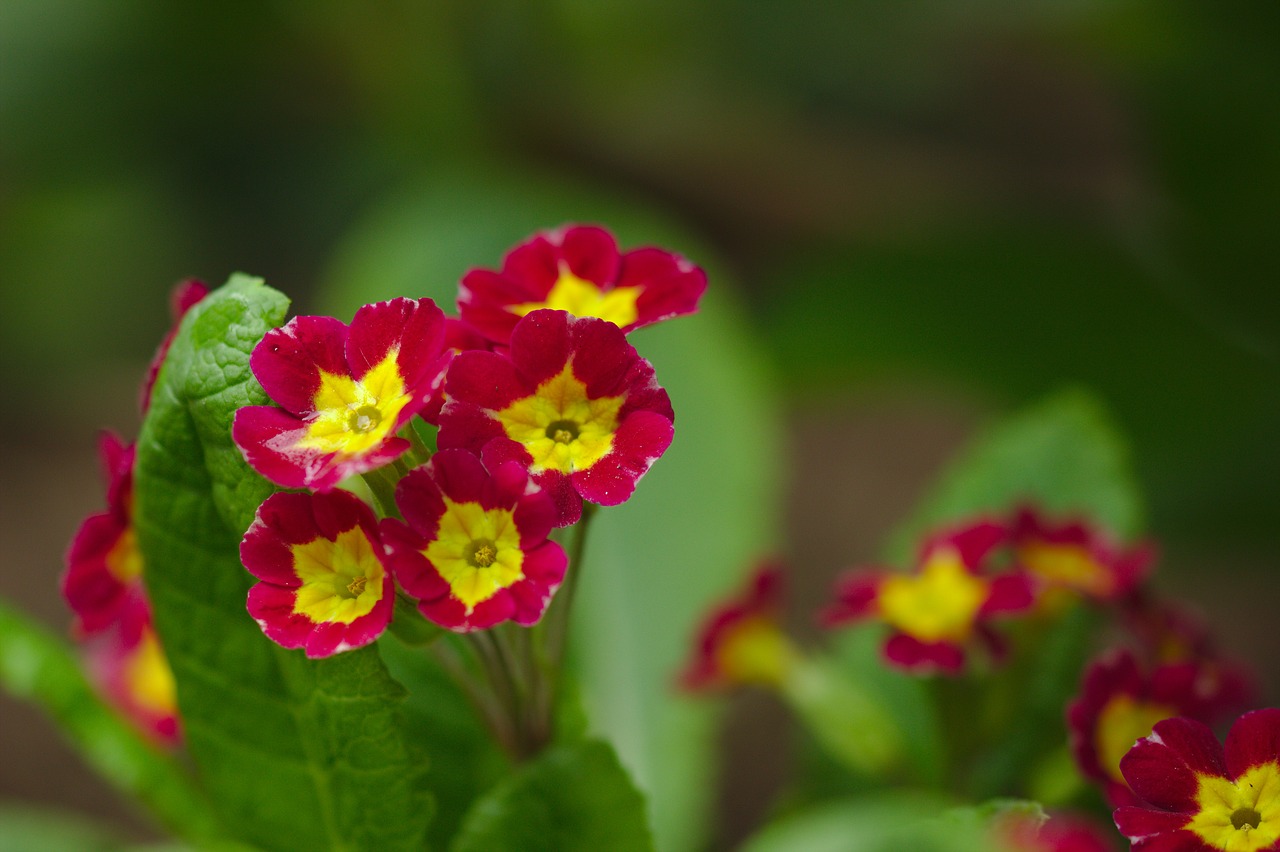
[124,629,177,718]
[1019,541,1114,597]
[1096,695,1176,782]
[510,266,643,328]
[494,362,625,474]
[105,525,144,585]
[423,498,525,613]
[291,527,386,625]
[876,548,988,644]
[296,351,409,458]
[1187,762,1280,851]
[716,617,795,688]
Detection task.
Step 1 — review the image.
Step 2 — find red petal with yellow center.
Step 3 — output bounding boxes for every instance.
[1225,709,1280,779]
[439,310,674,527]
[240,490,394,658]
[458,224,706,343]
[678,562,788,692]
[382,450,566,632]
[234,297,449,491]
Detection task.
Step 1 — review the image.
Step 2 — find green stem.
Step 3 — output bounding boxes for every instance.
[387,593,443,646]
[428,638,516,756]
[361,467,401,520]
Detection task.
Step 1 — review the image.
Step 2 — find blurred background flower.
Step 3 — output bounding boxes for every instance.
[2,1,1277,847]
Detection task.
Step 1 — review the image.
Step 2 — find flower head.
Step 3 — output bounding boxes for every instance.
[678,561,795,692]
[1114,709,1280,852]
[1010,506,1153,603]
[1068,648,1227,807]
[437,309,674,526]
[240,490,395,658]
[457,225,706,345]
[84,599,180,746]
[821,521,1034,674]
[140,278,209,413]
[233,297,449,491]
[62,432,147,636]
[382,449,567,632]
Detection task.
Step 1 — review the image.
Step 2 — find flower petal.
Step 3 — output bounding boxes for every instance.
[1224,707,1280,780]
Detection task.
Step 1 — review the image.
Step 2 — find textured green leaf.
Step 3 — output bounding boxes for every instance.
[134,274,430,851]
[887,389,1143,564]
[451,739,652,852]
[0,601,218,844]
[320,165,782,852]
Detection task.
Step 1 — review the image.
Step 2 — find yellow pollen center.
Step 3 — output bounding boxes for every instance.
[1096,695,1176,782]
[510,266,643,328]
[290,527,386,625]
[1019,541,1113,597]
[716,617,795,688]
[1187,762,1280,851]
[424,500,525,613]
[494,362,624,474]
[876,548,988,644]
[124,629,177,718]
[295,351,409,458]
[106,526,144,584]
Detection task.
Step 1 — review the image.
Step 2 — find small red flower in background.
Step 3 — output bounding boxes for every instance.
[233,297,449,492]
[240,490,395,658]
[382,450,566,632]
[140,278,209,413]
[994,811,1120,852]
[62,432,146,636]
[437,309,674,527]
[1010,506,1153,604]
[821,521,1034,675]
[1067,648,1241,807]
[458,224,706,345]
[1114,709,1280,852]
[678,562,795,692]
[84,599,180,746]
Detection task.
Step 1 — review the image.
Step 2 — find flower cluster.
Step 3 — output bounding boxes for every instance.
[61,280,206,743]
[230,225,703,653]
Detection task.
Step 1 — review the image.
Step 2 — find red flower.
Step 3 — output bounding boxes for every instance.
[437,309,674,526]
[381,450,567,632]
[62,432,146,636]
[1114,709,1280,851]
[233,297,449,491]
[458,224,706,344]
[240,490,395,658]
[821,521,1033,674]
[678,562,795,692]
[1010,506,1153,603]
[140,278,209,413]
[1068,648,1228,807]
[84,599,180,746]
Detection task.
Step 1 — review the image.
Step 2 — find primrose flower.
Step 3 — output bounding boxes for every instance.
[382,449,566,632]
[1068,648,1225,807]
[240,490,395,658]
[85,600,180,746]
[140,278,209,413]
[458,224,707,344]
[821,521,1034,674]
[233,297,449,491]
[437,309,674,526]
[678,562,796,692]
[1114,709,1280,852]
[1010,506,1153,603]
[62,432,146,636]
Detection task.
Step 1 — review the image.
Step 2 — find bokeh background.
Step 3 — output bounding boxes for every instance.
[2,1,1277,847]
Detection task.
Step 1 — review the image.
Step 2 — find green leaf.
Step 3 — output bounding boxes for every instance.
[886,389,1142,564]
[0,602,218,844]
[134,274,430,851]
[740,794,994,852]
[0,804,126,852]
[451,739,652,852]
[319,165,783,852]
